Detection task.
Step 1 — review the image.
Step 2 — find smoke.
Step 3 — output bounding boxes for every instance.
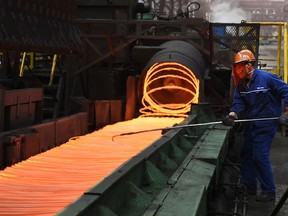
[210,0,247,23]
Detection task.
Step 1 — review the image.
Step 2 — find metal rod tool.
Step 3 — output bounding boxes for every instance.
[112,117,279,141]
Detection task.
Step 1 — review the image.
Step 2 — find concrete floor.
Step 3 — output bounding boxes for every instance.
[246,129,288,216]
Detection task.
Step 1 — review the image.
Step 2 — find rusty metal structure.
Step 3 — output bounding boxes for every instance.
[0,0,288,215]
[0,0,84,170]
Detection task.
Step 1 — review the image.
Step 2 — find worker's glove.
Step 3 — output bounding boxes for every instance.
[222,115,235,126]
[279,114,288,126]
[279,107,288,126]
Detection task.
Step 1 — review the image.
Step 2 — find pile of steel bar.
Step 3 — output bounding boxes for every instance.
[57,105,229,216]
[0,117,183,216]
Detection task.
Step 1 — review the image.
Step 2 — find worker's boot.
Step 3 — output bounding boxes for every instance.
[255,192,275,202]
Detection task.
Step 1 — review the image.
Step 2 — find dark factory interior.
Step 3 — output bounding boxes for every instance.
[0,0,288,215]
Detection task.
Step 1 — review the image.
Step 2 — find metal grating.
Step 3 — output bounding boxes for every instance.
[0,0,83,55]
[210,23,260,67]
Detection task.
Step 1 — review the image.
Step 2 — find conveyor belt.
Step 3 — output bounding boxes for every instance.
[0,117,183,216]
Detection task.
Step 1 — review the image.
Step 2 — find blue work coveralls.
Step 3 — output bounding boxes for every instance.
[230,68,288,195]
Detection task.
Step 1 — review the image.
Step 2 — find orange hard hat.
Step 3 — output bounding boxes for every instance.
[234,49,256,65]
[232,50,256,85]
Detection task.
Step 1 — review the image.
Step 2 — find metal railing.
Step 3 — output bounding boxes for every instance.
[253,22,288,82]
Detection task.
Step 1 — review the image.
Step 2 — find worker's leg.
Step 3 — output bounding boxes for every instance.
[253,123,278,202]
[241,133,257,192]
[254,135,276,195]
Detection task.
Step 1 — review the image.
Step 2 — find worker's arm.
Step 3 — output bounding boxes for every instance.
[230,86,245,118]
[222,85,243,126]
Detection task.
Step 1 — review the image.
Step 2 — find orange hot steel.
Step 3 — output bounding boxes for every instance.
[0,117,183,216]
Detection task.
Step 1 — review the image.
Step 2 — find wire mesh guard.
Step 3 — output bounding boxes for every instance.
[0,0,82,54]
[211,23,260,67]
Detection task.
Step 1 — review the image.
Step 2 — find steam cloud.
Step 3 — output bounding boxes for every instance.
[210,0,247,23]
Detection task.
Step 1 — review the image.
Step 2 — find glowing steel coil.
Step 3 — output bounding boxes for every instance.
[140,62,200,117]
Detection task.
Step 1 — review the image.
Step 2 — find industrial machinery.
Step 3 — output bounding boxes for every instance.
[0,0,287,215]
[57,104,243,216]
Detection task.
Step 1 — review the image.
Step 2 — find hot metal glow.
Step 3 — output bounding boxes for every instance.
[140,62,200,117]
[0,117,183,215]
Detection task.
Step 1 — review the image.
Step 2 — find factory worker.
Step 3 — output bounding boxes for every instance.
[222,49,288,202]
